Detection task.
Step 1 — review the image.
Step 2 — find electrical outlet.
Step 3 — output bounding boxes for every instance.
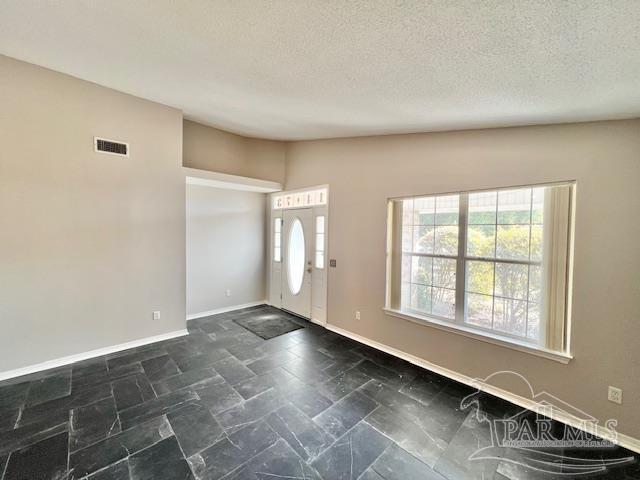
[608,386,622,404]
[225,289,231,297]
[153,311,161,321]
[355,311,361,320]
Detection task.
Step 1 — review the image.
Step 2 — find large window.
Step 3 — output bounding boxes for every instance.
[386,183,574,354]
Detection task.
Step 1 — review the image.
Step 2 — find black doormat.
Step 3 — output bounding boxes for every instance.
[233,312,303,340]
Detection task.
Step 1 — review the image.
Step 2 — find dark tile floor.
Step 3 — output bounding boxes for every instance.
[0,305,638,479]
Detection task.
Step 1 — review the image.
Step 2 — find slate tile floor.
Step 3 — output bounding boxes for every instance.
[0,305,638,479]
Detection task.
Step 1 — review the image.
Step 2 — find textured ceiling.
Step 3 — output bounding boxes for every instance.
[1,1,639,140]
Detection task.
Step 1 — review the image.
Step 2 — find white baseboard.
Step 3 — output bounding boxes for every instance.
[186,300,268,321]
[325,323,640,454]
[310,317,327,327]
[0,329,188,382]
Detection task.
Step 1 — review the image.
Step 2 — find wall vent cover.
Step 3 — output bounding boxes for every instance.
[94,137,129,156]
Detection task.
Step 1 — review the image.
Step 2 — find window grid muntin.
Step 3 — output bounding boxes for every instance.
[400,186,547,344]
[467,187,544,264]
[524,189,533,335]
[315,215,326,269]
[273,217,282,263]
[402,195,459,320]
[462,186,541,341]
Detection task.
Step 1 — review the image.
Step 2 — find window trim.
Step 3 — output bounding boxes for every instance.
[386,181,575,360]
[382,307,572,364]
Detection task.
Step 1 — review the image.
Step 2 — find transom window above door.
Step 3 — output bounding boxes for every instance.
[385,182,575,358]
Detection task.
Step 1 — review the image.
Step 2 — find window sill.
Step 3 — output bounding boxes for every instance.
[382,308,573,364]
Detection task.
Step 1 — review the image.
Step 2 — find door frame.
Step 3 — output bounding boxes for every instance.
[268,185,329,325]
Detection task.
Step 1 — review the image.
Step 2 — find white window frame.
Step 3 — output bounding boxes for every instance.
[273,217,282,263]
[384,182,575,363]
[315,215,326,269]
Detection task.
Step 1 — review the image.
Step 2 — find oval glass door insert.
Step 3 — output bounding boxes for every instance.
[287,218,305,295]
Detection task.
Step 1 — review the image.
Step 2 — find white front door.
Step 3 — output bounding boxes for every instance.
[282,208,312,318]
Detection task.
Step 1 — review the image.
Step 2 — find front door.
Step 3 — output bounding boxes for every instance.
[282,208,312,318]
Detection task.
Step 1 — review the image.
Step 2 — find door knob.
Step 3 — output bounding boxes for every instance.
[306,267,312,273]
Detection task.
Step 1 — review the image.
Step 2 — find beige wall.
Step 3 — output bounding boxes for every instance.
[183,119,285,183]
[285,119,640,439]
[187,185,266,316]
[0,55,186,371]
[2,53,639,442]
